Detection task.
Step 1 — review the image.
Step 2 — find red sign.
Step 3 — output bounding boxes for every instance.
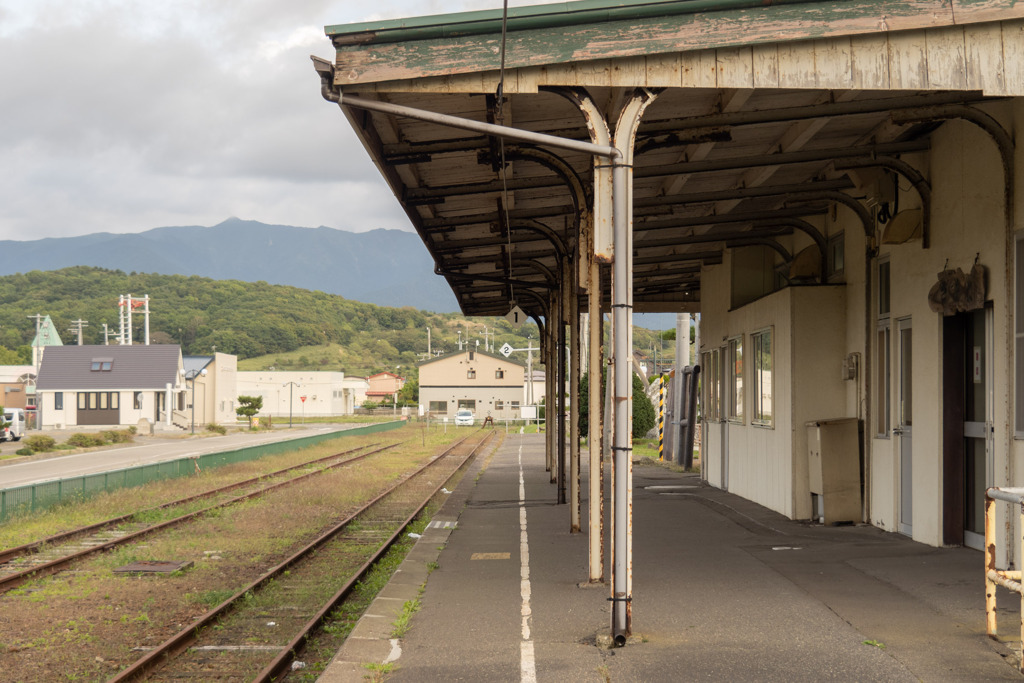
[300,396,307,403]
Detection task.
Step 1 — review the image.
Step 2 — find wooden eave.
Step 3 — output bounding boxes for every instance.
[329,0,1024,86]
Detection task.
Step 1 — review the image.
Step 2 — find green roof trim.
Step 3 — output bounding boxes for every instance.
[31,315,63,348]
[327,0,818,44]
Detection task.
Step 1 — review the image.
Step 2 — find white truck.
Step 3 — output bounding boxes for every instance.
[3,408,25,441]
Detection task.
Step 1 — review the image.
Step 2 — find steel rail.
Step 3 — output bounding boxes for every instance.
[254,429,497,681]
[0,442,402,593]
[110,431,491,682]
[0,442,380,565]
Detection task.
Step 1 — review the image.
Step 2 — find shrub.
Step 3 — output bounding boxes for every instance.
[16,447,33,456]
[101,430,134,444]
[206,424,227,435]
[362,400,380,410]
[66,433,106,448]
[24,435,56,452]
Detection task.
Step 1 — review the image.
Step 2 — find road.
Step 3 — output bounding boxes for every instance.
[0,425,358,490]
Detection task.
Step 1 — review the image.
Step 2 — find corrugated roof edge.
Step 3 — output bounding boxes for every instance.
[327,0,818,44]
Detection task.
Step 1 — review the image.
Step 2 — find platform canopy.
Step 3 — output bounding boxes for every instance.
[321,0,1024,318]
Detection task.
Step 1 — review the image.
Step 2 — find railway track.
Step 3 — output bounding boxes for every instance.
[0,440,400,592]
[110,429,495,682]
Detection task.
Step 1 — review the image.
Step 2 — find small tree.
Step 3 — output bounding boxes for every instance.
[236,395,263,428]
[632,373,656,439]
[578,372,656,440]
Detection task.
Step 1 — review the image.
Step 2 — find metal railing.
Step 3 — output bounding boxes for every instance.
[985,486,1024,671]
[0,421,403,522]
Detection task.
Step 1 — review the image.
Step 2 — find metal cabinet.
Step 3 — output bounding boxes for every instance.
[806,418,862,525]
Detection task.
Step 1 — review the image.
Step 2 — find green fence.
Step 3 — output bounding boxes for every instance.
[0,421,404,523]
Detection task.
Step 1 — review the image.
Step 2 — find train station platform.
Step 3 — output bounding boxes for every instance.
[321,431,1023,682]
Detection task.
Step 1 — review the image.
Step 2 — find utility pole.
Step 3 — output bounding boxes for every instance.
[426,327,431,356]
[283,381,300,428]
[69,319,88,345]
[27,313,43,368]
[102,323,110,345]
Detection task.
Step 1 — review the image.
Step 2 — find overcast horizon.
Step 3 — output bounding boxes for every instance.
[0,1,562,242]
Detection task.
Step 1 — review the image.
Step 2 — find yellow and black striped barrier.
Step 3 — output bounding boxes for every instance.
[658,374,666,460]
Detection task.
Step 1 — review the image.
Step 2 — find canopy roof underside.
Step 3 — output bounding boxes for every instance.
[325,0,1024,319]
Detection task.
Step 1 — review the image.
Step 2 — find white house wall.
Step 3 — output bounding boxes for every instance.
[235,371,351,418]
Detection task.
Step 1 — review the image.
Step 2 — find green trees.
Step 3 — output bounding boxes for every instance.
[236,395,263,428]
[578,371,657,439]
[0,267,544,376]
[397,378,419,405]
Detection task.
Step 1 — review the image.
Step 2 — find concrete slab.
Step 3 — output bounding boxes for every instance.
[321,432,1024,682]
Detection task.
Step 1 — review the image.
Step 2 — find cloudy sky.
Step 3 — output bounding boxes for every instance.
[0,1,561,241]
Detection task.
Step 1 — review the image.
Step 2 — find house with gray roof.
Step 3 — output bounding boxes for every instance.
[35,344,184,429]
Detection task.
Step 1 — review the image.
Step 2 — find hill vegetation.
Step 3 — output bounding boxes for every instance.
[0,267,675,378]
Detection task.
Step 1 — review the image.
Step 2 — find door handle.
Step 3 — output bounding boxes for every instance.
[893,428,904,435]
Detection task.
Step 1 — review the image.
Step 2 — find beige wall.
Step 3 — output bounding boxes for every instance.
[700,99,1024,559]
[420,351,526,420]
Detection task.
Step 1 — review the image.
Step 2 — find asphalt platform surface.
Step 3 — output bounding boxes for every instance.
[321,431,1023,682]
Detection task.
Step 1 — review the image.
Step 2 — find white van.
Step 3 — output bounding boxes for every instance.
[4,408,25,442]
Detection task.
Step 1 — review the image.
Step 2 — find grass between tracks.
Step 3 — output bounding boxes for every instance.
[0,424,478,682]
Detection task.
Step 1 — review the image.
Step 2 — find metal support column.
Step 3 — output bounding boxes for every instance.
[609,89,658,644]
[569,246,582,531]
[557,296,567,505]
[588,258,604,581]
[546,297,557,483]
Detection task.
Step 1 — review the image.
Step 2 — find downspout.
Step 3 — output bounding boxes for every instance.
[314,56,632,643]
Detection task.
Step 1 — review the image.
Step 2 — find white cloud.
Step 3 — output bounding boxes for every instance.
[0,0,564,240]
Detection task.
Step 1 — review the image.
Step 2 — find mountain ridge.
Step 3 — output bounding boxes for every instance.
[0,219,459,313]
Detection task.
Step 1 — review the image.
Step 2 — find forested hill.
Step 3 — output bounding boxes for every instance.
[0,219,459,312]
[0,267,541,377]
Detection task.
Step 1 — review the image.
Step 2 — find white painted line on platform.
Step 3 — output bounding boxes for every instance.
[518,438,537,683]
[384,638,402,664]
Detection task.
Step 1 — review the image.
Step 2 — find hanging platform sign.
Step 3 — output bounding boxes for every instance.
[505,305,526,328]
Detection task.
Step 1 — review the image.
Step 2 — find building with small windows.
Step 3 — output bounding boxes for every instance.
[419,350,526,421]
[35,345,238,431]
[0,365,37,411]
[366,371,405,405]
[36,345,184,429]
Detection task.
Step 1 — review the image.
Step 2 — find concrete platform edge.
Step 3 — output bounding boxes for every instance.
[316,432,500,683]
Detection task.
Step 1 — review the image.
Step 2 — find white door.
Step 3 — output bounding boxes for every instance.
[720,344,729,491]
[896,318,913,537]
[964,308,994,551]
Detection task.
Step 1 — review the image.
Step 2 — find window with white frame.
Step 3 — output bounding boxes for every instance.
[827,232,845,281]
[702,349,721,421]
[876,258,891,436]
[1017,235,1024,437]
[727,336,744,423]
[751,328,773,426]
